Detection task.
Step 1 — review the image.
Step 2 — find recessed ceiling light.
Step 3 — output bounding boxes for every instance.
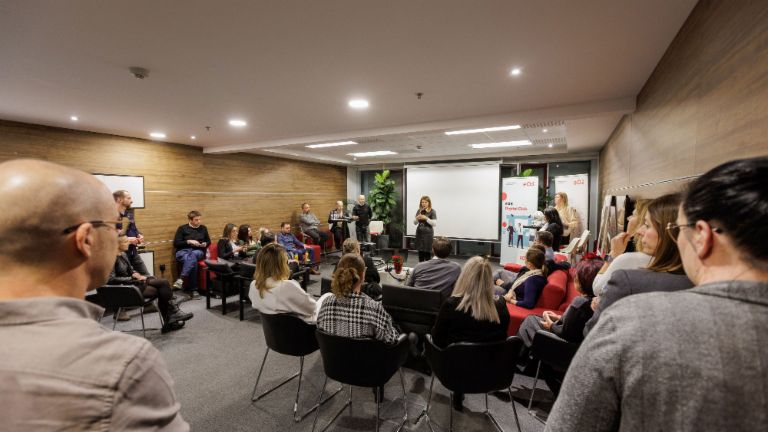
[190,135,196,140]
[548,143,553,148]
[70,116,78,122]
[306,141,357,149]
[347,150,397,157]
[510,67,522,76]
[228,119,247,127]
[149,132,166,139]
[469,140,531,149]
[445,125,521,135]
[348,99,369,109]
[542,128,548,133]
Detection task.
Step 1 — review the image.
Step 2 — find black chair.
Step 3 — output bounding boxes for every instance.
[381,283,443,336]
[527,330,580,419]
[96,285,162,338]
[420,334,523,432]
[312,330,410,432]
[251,313,342,422]
[234,262,256,321]
[204,260,241,315]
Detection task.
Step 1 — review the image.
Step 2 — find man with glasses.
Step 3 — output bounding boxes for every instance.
[546,157,768,432]
[0,159,188,430]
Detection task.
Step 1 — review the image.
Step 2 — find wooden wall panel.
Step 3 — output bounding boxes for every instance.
[0,120,347,275]
[600,0,768,199]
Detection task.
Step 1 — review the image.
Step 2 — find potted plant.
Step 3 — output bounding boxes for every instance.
[391,255,404,274]
[369,169,397,249]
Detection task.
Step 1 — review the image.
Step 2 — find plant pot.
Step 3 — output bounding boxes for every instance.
[393,262,403,274]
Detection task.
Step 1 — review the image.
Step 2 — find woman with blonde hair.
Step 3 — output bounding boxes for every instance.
[414,195,437,262]
[431,255,510,410]
[554,192,581,241]
[592,199,652,296]
[249,243,316,323]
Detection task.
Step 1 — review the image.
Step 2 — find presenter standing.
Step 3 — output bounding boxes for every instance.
[414,195,437,262]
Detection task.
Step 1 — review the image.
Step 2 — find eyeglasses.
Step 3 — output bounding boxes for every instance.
[61,220,124,235]
[666,222,723,243]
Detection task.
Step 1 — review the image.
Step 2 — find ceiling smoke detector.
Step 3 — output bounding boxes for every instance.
[129,67,150,79]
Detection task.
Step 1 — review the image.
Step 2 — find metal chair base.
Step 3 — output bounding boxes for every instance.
[416,375,521,432]
[312,369,408,432]
[526,360,548,424]
[108,300,163,338]
[251,349,342,422]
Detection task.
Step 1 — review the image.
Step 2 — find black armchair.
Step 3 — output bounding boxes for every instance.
[421,334,523,432]
[96,285,161,338]
[312,330,410,432]
[251,313,341,422]
[234,262,256,321]
[204,260,241,316]
[381,283,443,336]
[527,329,580,415]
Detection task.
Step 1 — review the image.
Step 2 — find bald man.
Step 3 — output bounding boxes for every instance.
[0,160,188,431]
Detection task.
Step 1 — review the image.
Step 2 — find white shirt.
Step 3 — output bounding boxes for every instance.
[593,252,652,296]
[249,277,317,322]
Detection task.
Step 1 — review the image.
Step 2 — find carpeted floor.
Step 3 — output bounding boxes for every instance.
[106,255,555,431]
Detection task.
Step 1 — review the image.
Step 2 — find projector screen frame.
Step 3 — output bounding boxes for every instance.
[403,160,502,242]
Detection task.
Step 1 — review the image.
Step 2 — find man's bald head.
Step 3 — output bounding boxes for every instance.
[0,159,116,263]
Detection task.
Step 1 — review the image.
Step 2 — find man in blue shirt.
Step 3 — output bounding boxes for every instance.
[277,222,317,273]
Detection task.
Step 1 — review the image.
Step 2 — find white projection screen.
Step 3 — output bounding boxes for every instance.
[405,162,500,240]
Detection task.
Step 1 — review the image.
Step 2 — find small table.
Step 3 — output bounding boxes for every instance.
[379,267,413,285]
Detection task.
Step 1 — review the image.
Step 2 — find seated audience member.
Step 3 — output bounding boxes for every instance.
[237,224,261,257]
[299,202,329,249]
[546,157,768,431]
[258,231,309,289]
[317,254,399,344]
[584,193,693,334]
[503,248,548,308]
[518,255,603,347]
[276,222,318,274]
[542,207,564,250]
[336,238,381,299]
[592,199,652,296]
[431,256,510,411]
[173,210,211,298]
[109,235,193,332]
[249,243,316,323]
[536,230,556,261]
[328,200,350,249]
[406,236,461,299]
[0,159,188,430]
[217,223,246,261]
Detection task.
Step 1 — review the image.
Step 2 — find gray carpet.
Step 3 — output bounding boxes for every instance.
[105,255,555,431]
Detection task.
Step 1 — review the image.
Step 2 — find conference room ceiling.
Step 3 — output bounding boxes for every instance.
[0,0,697,165]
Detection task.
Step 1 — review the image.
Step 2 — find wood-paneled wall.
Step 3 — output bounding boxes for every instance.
[600,0,768,199]
[0,120,348,275]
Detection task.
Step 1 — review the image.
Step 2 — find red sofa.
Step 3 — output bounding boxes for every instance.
[504,265,577,335]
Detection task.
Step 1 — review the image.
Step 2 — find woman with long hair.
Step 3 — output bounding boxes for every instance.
[554,192,581,242]
[217,223,245,260]
[249,243,316,322]
[518,255,604,347]
[431,256,510,410]
[584,193,693,335]
[237,224,261,257]
[503,248,549,309]
[592,199,652,296]
[542,207,564,250]
[414,195,437,262]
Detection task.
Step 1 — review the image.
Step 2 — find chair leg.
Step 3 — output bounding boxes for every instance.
[239,281,245,321]
[293,357,304,421]
[375,388,379,432]
[415,374,435,426]
[527,360,542,411]
[112,308,121,330]
[139,309,146,338]
[485,392,506,432]
[449,392,454,432]
[311,375,328,432]
[314,381,352,432]
[509,386,522,432]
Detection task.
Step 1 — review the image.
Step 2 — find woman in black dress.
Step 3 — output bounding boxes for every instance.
[542,207,564,250]
[414,195,437,262]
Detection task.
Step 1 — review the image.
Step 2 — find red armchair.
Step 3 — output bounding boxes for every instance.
[196,243,217,293]
[505,268,577,336]
[294,231,322,265]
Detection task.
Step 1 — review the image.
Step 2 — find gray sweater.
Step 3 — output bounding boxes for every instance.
[545,280,768,432]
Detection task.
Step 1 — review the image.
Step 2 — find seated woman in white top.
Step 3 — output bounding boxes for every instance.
[249,243,317,323]
[592,199,652,296]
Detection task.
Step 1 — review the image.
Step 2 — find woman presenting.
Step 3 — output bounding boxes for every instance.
[413,195,437,262]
